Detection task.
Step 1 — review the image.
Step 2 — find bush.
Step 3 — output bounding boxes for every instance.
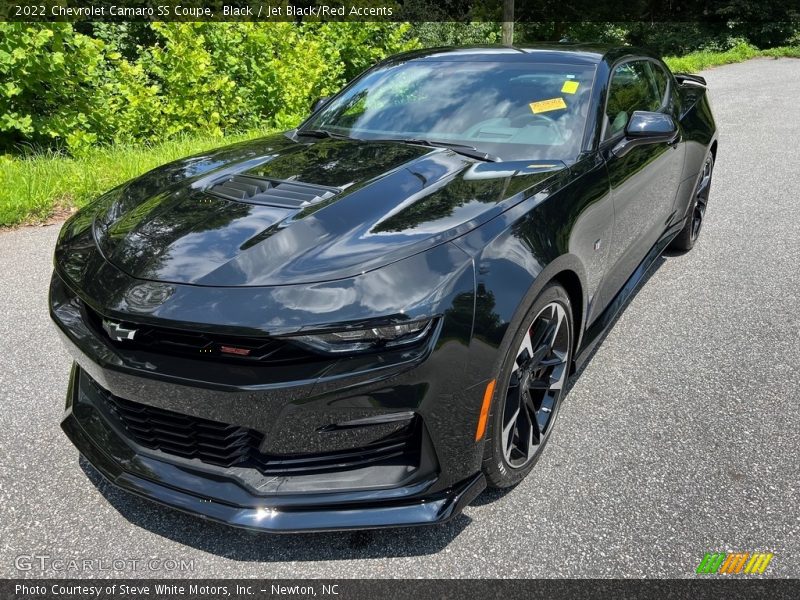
[0,22,419,155]
[664,42,760,73]
[409,22,500,47]
[0,24,110,152]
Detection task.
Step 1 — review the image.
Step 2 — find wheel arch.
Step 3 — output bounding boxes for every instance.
[479,253,589,380]
[550,268,585,360]
[478,259,587,488]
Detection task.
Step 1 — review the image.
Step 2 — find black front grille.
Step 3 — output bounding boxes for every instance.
[98,393,419,476]
[106,395,260,467]
[208,175,340,208]
[82,303,316,365]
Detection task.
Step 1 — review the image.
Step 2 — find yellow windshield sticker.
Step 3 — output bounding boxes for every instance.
[530,97,567,114]
[561,80,580,94]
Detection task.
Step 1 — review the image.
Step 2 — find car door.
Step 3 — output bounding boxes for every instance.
[598,59,685,305]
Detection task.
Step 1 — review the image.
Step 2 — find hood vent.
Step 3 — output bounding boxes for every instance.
[208,175,340,208]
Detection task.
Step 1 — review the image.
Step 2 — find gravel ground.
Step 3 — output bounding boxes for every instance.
[1,58,798,579]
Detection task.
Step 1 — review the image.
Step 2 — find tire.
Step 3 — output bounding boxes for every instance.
[670,152,714,252]
[482,283,574,488]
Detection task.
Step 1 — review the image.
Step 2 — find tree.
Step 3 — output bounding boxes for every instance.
[502,0,515,45]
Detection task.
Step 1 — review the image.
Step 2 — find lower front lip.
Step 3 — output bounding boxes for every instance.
[61,396,486,532]
[58,356,489,532]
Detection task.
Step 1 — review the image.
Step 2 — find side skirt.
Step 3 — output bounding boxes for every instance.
[573,221,684,371]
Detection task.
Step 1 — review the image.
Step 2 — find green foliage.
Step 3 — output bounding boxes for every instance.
[0,22,418,155]
[0,24,108,152]
[664,42,760,73]
[309,22,418,81]
[506,21,800,57]
[410,22,501,47]
[761,45,800,58]
[663,42,800,73]
[555,23,629,45]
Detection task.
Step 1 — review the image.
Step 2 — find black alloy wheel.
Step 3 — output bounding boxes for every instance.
[671,153,714,251]
[483,283,573,488]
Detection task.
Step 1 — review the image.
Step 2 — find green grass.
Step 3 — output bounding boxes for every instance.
[3,43,800,228]
[664,42,800,73]
[0,128,275,227]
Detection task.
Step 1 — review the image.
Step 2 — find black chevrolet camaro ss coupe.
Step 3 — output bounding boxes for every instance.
[50,45,717,532]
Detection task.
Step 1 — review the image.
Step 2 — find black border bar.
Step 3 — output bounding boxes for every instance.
[4,579,800,600]
[2,0,800,22]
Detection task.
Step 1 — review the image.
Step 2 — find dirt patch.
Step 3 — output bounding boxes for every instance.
[44,203,78,225]
[0,204,75,232]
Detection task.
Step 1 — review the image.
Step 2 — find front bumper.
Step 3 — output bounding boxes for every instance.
[51,247,490,531]
[49,183,495,531]
[62,364,486,532]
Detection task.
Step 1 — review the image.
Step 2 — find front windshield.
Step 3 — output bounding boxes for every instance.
[302,59,596,161]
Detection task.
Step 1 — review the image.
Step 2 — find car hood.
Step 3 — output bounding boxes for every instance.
[92,134,567,286]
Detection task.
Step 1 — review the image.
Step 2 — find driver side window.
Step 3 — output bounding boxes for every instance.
[604,61,663,141]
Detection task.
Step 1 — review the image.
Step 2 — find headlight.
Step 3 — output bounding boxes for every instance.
[287,319,434,354]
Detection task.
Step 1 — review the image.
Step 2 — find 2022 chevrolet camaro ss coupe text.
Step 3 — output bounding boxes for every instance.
[50,45,717,532]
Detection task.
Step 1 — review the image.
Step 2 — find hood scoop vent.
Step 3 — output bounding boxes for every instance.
[207,174,340,208]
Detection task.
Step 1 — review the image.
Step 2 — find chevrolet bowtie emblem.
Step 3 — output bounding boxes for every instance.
[102,319,138,342]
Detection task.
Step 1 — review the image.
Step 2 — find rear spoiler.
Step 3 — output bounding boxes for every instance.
[674,73,707,87]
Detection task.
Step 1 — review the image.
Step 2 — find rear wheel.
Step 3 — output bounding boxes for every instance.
[482,283,573,488]
[670,152,714,252]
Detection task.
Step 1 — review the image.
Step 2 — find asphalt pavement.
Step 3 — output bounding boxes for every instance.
[1,58,798,578]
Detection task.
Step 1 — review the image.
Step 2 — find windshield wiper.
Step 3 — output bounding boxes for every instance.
[370,138,499,162]
[295,128,353,140]
[295,131,499,162]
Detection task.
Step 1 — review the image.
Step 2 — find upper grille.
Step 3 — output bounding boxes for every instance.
[207,175,340,208]
[97,393,420,476]
[82,303,316,365]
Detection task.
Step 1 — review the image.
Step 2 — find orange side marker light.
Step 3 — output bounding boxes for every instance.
[475,379,496,441]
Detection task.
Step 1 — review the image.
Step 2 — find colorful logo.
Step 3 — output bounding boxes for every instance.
[696,552,774,574]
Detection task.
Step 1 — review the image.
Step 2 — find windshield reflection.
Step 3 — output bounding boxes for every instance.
[303,60,596,161]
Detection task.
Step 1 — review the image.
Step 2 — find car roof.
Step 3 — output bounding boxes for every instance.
[382,44,658,67]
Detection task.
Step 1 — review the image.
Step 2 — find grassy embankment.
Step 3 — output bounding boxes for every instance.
[0,128,274,227]
[664,41,800,72]
[2,43,799,228]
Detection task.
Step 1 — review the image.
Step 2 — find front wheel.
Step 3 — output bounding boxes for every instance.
[482,283,573,488]
[670,152,714,252]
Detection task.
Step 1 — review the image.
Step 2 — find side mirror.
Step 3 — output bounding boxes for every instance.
[311,96,331,113]
[613,111,679,157]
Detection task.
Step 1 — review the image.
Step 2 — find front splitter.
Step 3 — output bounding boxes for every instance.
[62,410,486,533]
